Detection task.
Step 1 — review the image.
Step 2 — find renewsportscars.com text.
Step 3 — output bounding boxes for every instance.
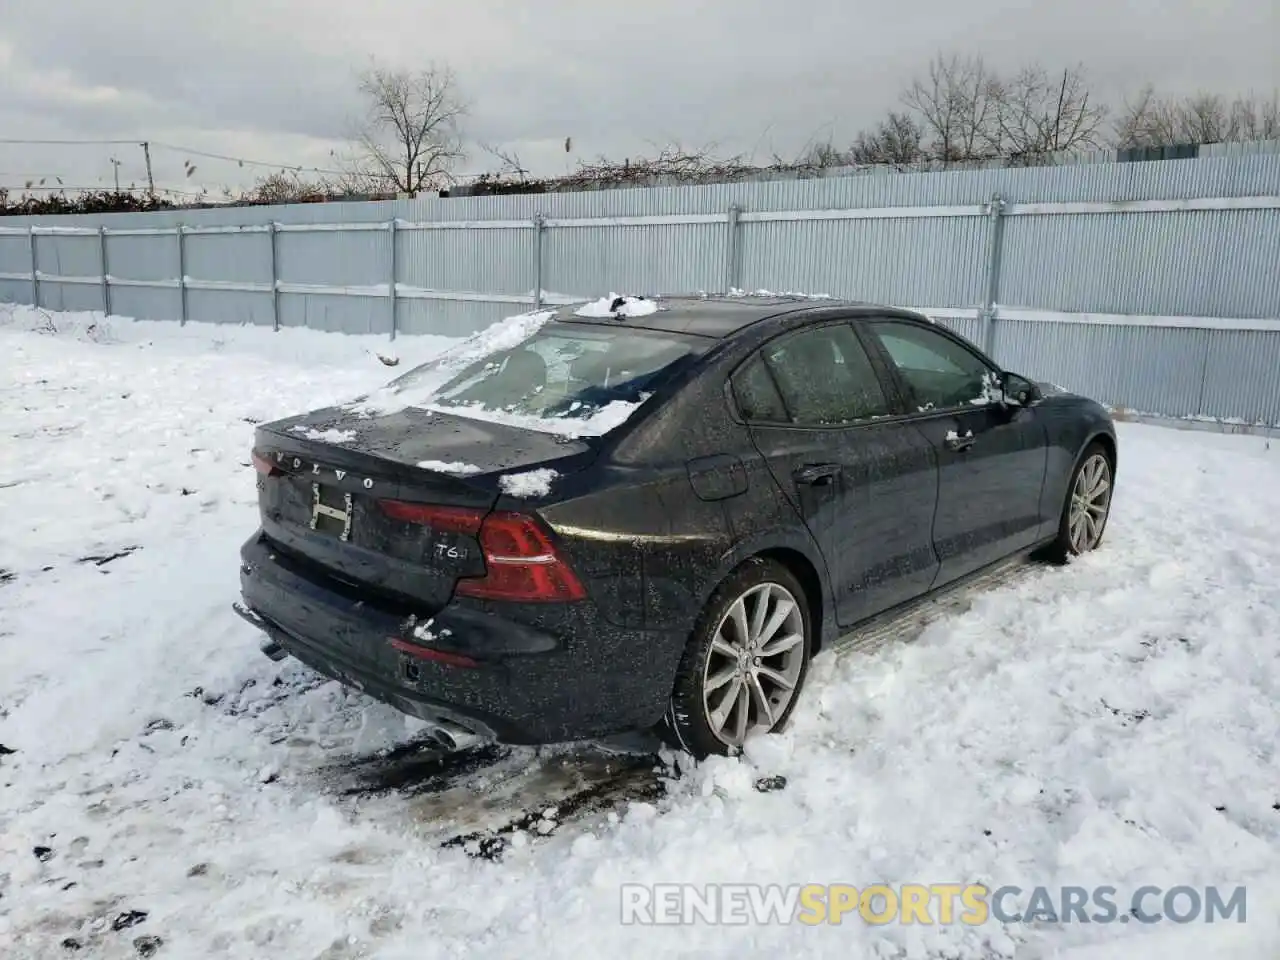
[620,883,1247,926]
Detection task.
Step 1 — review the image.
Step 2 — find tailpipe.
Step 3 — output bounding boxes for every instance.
[232,602,289,662]
[258,637,288,662]
[424,718,485,753]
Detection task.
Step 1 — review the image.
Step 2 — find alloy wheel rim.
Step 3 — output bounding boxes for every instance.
[702,582,805,747]
[1069,453,1112,553]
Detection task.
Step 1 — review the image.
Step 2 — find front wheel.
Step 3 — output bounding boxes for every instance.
[660,559,812,759]
[1049,441,1114,561]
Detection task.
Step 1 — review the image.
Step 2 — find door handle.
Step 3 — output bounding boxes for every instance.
[794,463,842,486]
[945,430,976,452]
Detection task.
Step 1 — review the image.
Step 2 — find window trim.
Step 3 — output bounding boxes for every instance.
[729,352,790,425]
[858,317,1004,422]
[725,318,909,430]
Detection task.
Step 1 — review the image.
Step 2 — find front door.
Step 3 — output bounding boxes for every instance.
[862,319,1048,585]
[731,321,940,627]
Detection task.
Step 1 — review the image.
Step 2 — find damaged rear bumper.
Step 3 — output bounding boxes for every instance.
[234,532,684,746]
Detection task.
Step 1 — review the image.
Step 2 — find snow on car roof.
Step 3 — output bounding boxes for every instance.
[556,294,926,339]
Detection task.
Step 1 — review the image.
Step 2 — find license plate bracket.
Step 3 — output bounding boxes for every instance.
[310,483,354,541]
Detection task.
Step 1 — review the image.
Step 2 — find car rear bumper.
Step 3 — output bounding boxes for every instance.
[236,532,685,745]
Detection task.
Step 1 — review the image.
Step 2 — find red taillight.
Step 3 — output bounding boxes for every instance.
[378,500,485,535]
[457,511,586,603]
[376,501,585,603]
[388,638,478,668]
[252,451,282,476]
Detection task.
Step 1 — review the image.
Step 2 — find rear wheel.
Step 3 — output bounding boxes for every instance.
[660,559,812,759]
[1048,441,1114,561]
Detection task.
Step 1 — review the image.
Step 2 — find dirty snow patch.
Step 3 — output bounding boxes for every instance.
[970,370,1004,406]
[574,294,659,318]
[289,425,357,443]
[725,287,833,299]
[6,305,1280,960]
[347,308,652,437]
[416,396,650,440]
[499,468,559,498]
[409,617,452,642]
[351,309,557,417]
[417,460,484,476]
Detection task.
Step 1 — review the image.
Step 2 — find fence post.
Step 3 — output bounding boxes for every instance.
[28,227,39,308]
[532,214,546,309]
[99,226,111,316]
[269,221,281,332]
[387,219,399,340]
[176,225,188,325]
[980,193,1006,355]
[724,204,742,293]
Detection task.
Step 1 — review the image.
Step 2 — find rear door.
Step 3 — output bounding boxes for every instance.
[732,321,940,628]
[862,319,1048,584]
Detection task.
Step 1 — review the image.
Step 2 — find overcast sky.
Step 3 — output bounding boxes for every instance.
[2,0,1277,198]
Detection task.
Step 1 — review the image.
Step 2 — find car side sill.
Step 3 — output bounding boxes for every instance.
[833,539,1056,658]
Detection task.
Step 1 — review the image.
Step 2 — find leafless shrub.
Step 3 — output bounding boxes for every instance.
[239,170,330,205]
[849,112,928,169]
[562,143,758,189]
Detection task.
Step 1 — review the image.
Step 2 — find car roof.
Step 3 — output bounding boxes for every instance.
[552,295,927,339]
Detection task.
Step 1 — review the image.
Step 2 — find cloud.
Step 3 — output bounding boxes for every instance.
[1,0,1276,196]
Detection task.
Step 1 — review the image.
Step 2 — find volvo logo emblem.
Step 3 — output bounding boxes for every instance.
[274,451,375,489]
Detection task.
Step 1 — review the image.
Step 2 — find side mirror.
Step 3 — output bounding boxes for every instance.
[1000,372,1042,407]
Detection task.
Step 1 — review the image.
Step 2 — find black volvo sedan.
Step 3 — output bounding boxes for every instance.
[235,295,1116,758]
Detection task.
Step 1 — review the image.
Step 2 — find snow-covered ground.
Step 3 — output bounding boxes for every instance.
[2,305,1278,960]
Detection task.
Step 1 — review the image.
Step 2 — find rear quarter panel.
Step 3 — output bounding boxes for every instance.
[538,462,732,634]
[544,340,833,646]
[540,364,743,635]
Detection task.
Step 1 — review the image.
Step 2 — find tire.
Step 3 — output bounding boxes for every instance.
[1047,440,1114,563]
[659,558,813,759]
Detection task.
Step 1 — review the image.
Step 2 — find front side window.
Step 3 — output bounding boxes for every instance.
[868,322,998,411]
[758,324,891,426]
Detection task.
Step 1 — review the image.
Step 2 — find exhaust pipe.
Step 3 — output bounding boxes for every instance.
[258,638,288,662]
[424,718,484,753]
[232,603,290,662]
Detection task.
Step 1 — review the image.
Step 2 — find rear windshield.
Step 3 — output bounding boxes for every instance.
[395,323,702,423]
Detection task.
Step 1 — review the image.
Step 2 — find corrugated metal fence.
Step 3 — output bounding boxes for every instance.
[2,154,1279,424]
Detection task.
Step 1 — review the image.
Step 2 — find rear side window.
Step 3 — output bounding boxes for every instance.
[757,324,891,426]
[731,355,788,422]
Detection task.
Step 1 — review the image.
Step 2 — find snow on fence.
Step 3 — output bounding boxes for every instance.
[1,154,1279,424]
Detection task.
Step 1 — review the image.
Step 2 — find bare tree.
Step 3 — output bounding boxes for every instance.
[1181,93,1233,143]
[850,112,926,168]
[480,142,530,181]
[902,54,1001,162]
[353,61,468,195]
[1116,87,1280,147]
[1229,92,1280,141]
[1115,85,1173,148]
[992,64,1109,161]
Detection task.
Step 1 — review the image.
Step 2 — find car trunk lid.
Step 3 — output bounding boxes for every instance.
[252,406,594,611]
